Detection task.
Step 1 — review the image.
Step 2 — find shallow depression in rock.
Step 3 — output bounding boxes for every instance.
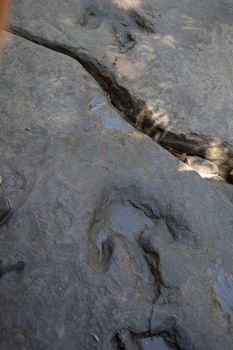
[141,336,170,350]
[95,200,155,250]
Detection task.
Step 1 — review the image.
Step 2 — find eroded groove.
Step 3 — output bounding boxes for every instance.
[128,201,159,221]
[9,26,233,183]
[138,236,168,334]
[127,9,155,34]
[139,237,168,292]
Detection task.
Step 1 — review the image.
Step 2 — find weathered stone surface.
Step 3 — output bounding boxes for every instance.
[9,0,233,169]
[207,178,233,206]
[0,33,233,349]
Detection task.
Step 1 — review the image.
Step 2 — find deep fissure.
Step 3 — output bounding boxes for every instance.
[9,26,233,184]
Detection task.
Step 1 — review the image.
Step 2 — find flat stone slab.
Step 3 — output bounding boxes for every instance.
[10,0,233,167]
[1,33,233,350]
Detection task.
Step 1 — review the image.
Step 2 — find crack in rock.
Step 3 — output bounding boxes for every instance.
[8,26,233,183]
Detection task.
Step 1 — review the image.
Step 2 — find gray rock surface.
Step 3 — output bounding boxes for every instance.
[9,0,233,170]
[207,178,233,205]
[0,32,233,349]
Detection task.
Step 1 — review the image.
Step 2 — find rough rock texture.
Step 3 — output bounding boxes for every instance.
[9,0,233,173]
[207,179,233,206]
[0,33,233,350]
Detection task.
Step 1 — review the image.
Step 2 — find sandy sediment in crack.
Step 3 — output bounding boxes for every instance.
[9,26,233,183]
